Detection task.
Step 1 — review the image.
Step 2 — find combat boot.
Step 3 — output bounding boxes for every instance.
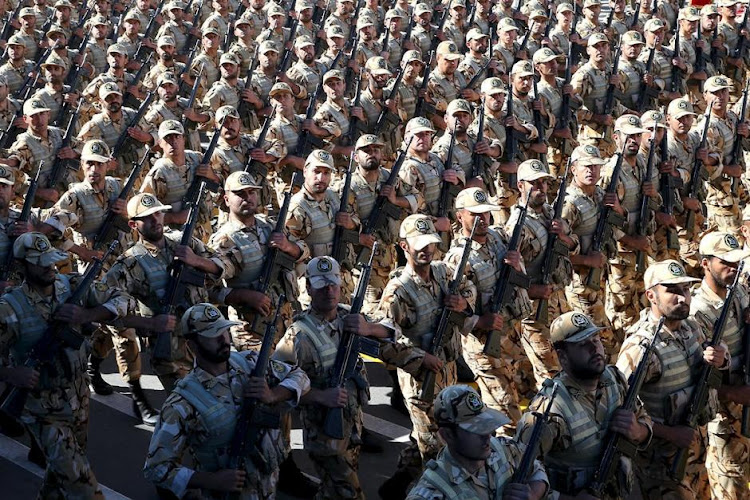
[88,355,114,395]
[277,455,319,498]
[129,380,159,426]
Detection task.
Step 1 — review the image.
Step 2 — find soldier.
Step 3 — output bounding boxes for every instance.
[508,59,547,160]
[689,232,750,500]
[15,7,42,62]
[616,259,728,499]
[191,27,222,90]
[619,30,651,112]
[273,256,391,500]
[226,16,257,79]
[352,16,382,69]
[493,18,522,78]
[104,193,226,392]
[143,303,310,499]
[202,53,249,120]
[81,43,135,121]
[376,214,477,496]
[381,9,406,71]
[0,232,134,499]
[267,82,309,198]
[31,53,79,128]
[639,18,690,107]
[407,385,549,500]
[208,171,304,351]
[285,35,328,113]
[359,56,404,160]
[516,311,652,499]
[0,166,41,291]
[425,41,468,130]
[309,69,365,160]
[0,35,35,96]
[143,36,187,93]
[431,99,478,184]
[84,15,113,76]
[392,50,424,121]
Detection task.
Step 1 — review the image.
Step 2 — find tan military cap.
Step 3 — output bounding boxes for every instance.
[356,15,376,30]
[267,2,286,17]
[718,0,740,6]
[124,10,141,22]
[7,34,25,46]
[679,6,701,21]
[511,60,535,77]
[557,3,574,13]
[583,0,601,7]
[615,114,648,135]
[294,35,315,48]
[405,116,436,135]
[402,50,425,65]
[13,232,67,267]
[385,8,406,19]
[400,214,442,250]
[47,24,66,36]
[107,44,128,55]
[23,98,51,116]
[54,0,74,9]
[158,120,184,139]
[529,8,548,19]
[220,53,239,66]
[702,4,720,16]
[446,98,472,116]
[269,82,293,98]
[202,26,220,37]
[644,259,700,289]
[588,32,609,46]
[571,144,607,165]
[434,385,510,434]
[157,35,176,47]
[365,56,392,76]
[42,53,66,68]
[699,232,749,262]
[0,165,15,185]
[668,98,696,119]
[305,149,335,170]
[498,17,520,32]
[306,256,342,288]
[644,18,666,31]
[323,69,344,84]
[127,193,172,219]
[157,72,179,87]
[641,109,667,129]
[436,41,462,60]
[99,81,122,99]
[414,3,432,15]
[355,134,385,150]
[622,30,645,45]
[19,7,36,17]
[181,303,241,338]
[90,15,108,26]
[216,105,240,123]
[466,28,488,42]
[518,159,554,182]
[326,25,346,38]
[550,312,604,344]
[259,41,279,54]
[455,187,498,213]
[481,77,507,95]
[225,171,262,192]
[705,75,733,92]
[81,139,111,162]
[533,47,560,64]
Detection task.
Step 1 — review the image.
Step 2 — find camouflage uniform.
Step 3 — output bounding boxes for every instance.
[77,107,145,179]
[0,59,35,94]
[7,126,81,195]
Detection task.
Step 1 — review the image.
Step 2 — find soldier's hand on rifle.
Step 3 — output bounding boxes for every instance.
[110,198,128,216]
[63,92,80,105]
[183,108,203,122]
[641,181,657,198]
[9,220,33,237]
[149,314,177,332]
[335,211,356,230]
[474,139,491,155]
[142,38,157,51]
[269,231,297,255]
[36,188,60,204]
[242,88,261,106]
[655,212,676,228]
[57,147,77,160]
[502,482,542,500]
[55,303,90,324]
[421,352,443,373]
[12,116,26,128]
[552,127,572,139]
[246,291,272,316]
[174,244,200,267]
[442,168,460,185]
[318,387,348,408]
[246,376,276,403]
[74,246,104,263]
[665,425,697,449]
[504,250,522,272]
[202,469,247,493]
[608,73,621,87]
[682,196,701,212]
[696,147,709,163]
[4,366,39,389]
[350,106,365,121]
[550,220,574,247]
[380,184,397,204]
[703,343,727,368]
[195,164,220,182]
[504,115,519,130]
[249,148,269,162]
[343,313,371,336]
[460,88,480,101]
[610,408,648,442]
[127,126,152,144]
[434,216,452,232]
[529,284,553,300]
[476,312,504,332]
[359,232,376,248]
[444,293,468,313]
[586,251,607,269]
[623,234,649,252]
[723,164,743,178]
[738,122,750,137]
[672,57,687,71]
[531,99,543,112]
[603,192,623,215]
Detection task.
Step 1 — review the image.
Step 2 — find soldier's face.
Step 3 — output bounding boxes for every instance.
[269,14,284,29]
[44,65,64,84]
[260,50,278,69]
[356,145,382,170]
[221,116,241,141]
[417,13,431,26]
[681,19,698,34]
[572,162,601,187]
[299,7,313,22]
[557,11,572,27]
[203,33,220,50]
[512,74,533,96]
[324,79,345,99]
[25,111,49,132]
[159,133,184,157]
[440,427,492,461]
[305,165,331,193]
[387,17,401,32]
[108,52,127,70]
[623,43,642,59]
[55,7,70,22]
[401,240,435,266]
[159,45,175,62]
[8,44,24,61]
[159,82,178,102]
[168,7,182,20]
[437,55,459,75]
[93,24,108,39]
[648,284,691,321]
[403,61,424,79]
[125,21,141,36]
[328,35,345,49]
[20,15,34,29]
[587,42,609,64]
[645,29,664,46]
[520,178,548,207]
[0,183,12,210]
[468,38,488,53]
[190,329,232,364]
[450,6,465,21]
[486,92,505,112]
[297,45,315,63]
[24,262,57,287]
[703,256,739,288]
[458,211,489,237]
[104,93,123,113]
[531,19,546,34]
[236,23,254,39]
[409,130,433,152]
[613,0,625,13]
[616,132,641,156]
[225,188,259,216]
[721,5,737,18]
[584,5,600,21]
[448,111,470,134]
[360,26,374,42]
[220,62,238,79]
[272,92,294,113]
[83,160,107,186]
[705,88,729,111]
[133,212,165,242]
[558,335,606,379]
[702,14,719,30]
[668,113,694,134]
[309,282,340,313]
[537,59,558,76]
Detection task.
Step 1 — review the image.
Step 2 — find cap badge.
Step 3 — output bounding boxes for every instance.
[668,262,684,276]
[141,195,155,207]
[317,151,331,161]
[628,116,638,125]
[724,234,739,248]
[531,160,543,171]
[204,305,220,320]
[473,191,487,203]
[34,236,49,252]
[238,173,252,185]
[678,101,688,109]
[465,391,483,412]
[584,145,597,154]
[91,142,102,153]
[317,258,332,272]
[0,167,7,177]
[415,219,430,233]
[571,313,590,328]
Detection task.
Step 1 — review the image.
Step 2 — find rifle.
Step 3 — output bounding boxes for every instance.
[531,72,546,145]
[467,0,477,28]
[483,193,531,357]
[181,121,223,205]
[46,100,82,192]
[685,107,712,236]
[356,137,413,265]
[670,27,682,94]
[180,62,205,132]
[348,74,364,145]
[671,261,745,481]
[557,42,575,132]
[373,69,403,134]
[243,107,276,179]
[331,155,360,266]
[224,295,286,489]
[344,33,360,96]
[238,46,260,129]
[54,54,88,128]
[0,105,21,150]
[381,26,390,54]
[0,2,21,43]
[14,42,57,100]
[413,51,435,117]
[295,82,325,158]
[732,0,750,80]
[133,4,164,62]
[0,161,41,282]
[313,5,331,55]
[110,91,154,162]
[428,7,451,54]
[152,182,208,361]
[635,128,659,273]
[91,147,152,251]
[68,7,92,48]
[635,45,658,112]
[571,6,581,66]
[742,309,750,438]
[710,25,720,68]
[403,7,415,48]
[730,82,749,193]
[122,52,154,109]
[75,26,92,55]
[630,2,641,30]
[0,241,119,420]
[659,129,680,250]
[512,384,559,483]
[504,90,521,186]
[419,218,479,402]
[534,160,570,324]
[177,43,200,96]
[247,174,299,335]
[322,242,382,438]
[277,20,299,74]
[181,0,205,55]
[601,43,621,139]
[513,21,535,65]
[588,317,665,496]
[437,132,460,251]
[585,141,627,290]
[471,98,488,179]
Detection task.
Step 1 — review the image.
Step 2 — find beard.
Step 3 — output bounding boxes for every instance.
[108,102,122,113]
[195,341,231,363]
[362,157,379,170]
[161,52,174,63]
[568,357,606,380]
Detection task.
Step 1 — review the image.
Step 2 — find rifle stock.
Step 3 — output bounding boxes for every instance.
[513,384,559,484]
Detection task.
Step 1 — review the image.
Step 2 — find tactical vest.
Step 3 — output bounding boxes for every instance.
[360,91,382,130]
[289,61,322,95]
[316,100,351,144]
[396,82,418,119]
[129,244,170,315]
[150,153,200,205]
[406,153,444,215]
[429,69,467,106]
[292,190,339,257]
[609,161,642,233]
[395,262,449,348]
[691,287,747,377]
[86,41,108,74]
[351,169,384,221]
[523,211,550,280]
[0,210,19,263]
[620,59,644,110]
[20,128,64,184]
[295,313,339,384]
[173,352,251,471]
[580,64,608,116]
[435,134,473,179]
[566,186,600,254]
[68,178,122,239]
[411,27,432,57]
[222,221,270,289]
[538,79,563,119]
[206,80,240,110]
[709,113,738,159]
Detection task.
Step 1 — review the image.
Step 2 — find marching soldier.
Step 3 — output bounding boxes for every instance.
[407,385,549,500]
[310,69,365,160]
[431,99,478,184]
[0,167,39,291]
[426,41,468,130]
[516,311,652,499]
[0,34,36,99]
[143,303,310,499]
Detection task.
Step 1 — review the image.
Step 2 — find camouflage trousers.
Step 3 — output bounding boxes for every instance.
[678,231,703,277]
[396,360,457,476]
[706,205,741,236]
[309,446,364,500]
[26,383,103,500]
[109,328,141,383]
[462,325,525,436]
[151,334,194,392]
[637,429,710,500]
[521,291,568,389]
[605,256,646,344]
[707,412,750,500]
[566,269,619,361]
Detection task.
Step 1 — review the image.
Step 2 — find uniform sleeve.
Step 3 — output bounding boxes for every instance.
[83,280,137,320]
[616,331,662,384]
[0,300,19,368]
[515,395,570,460]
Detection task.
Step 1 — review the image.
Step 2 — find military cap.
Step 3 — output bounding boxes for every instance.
[158,35,176,47]
[644,18,666,31]
[124,10,141,22]
[614,114,648,135]
[679,6,701,21]
[622,30,645,45]
[498,17,519,32]
[90,14,108,26]
[19,7,36,17]
[202,26,220,37]
[530,8,548,19]
[481,77,507,95]
[705,75,733,92]
[107,43,128,55]
[23,98,51,116]
[641,109,667,129]
[326,25,346,38]
[702,4,720,16]
[385,8,406,19]
[366,56,392,76]
[259,40,279,53]
[13,232,67,267]
[81,139,111,162]
[454,187,498,213]
[518,159,554,182]
[306,256,342,288]
[54,0,74,8]
[357,15,376,30]
[583,0,601,7]
[267,3,286,16]
[297,0,315,10]
[99,81,122,99]
[166,1,187,10]
[216,105,240,123]
[699,232,749,262]
[158,120,185,139]
[571,144,607,165]
[405,116,436,134]
[181,303,241,338]
[434,385,510,433]
[235,16,252,26]
[127,193,172,219]
[414,3,431,15]
[323,69,344,84]
[644,260,700,289]
[295,35,315,48]
[42,53,66,68]
[402,50,425,65]
[355,134,385,150]
[157,72,179,87]
[668,98,696,119]
[449,0,466,9]
[47,24,66,36]
[7,34,25,46]
[400,214,441,250]
[0,165,16,185]
[436,41,462,60]
[557,2,574,13]
[446,98,472,116]
[270,82,293,98]
[511,60,535,77]
[225,171,262,191]
[219,53,239,66]
[718,0,740,6]
[305,149,335,170]
[466,28,488,42]
[550,312,604,344]
[533,47,560,64]
[588,32,609,46]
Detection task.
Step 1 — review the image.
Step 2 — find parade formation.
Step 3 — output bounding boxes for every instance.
[0,0,749,498]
